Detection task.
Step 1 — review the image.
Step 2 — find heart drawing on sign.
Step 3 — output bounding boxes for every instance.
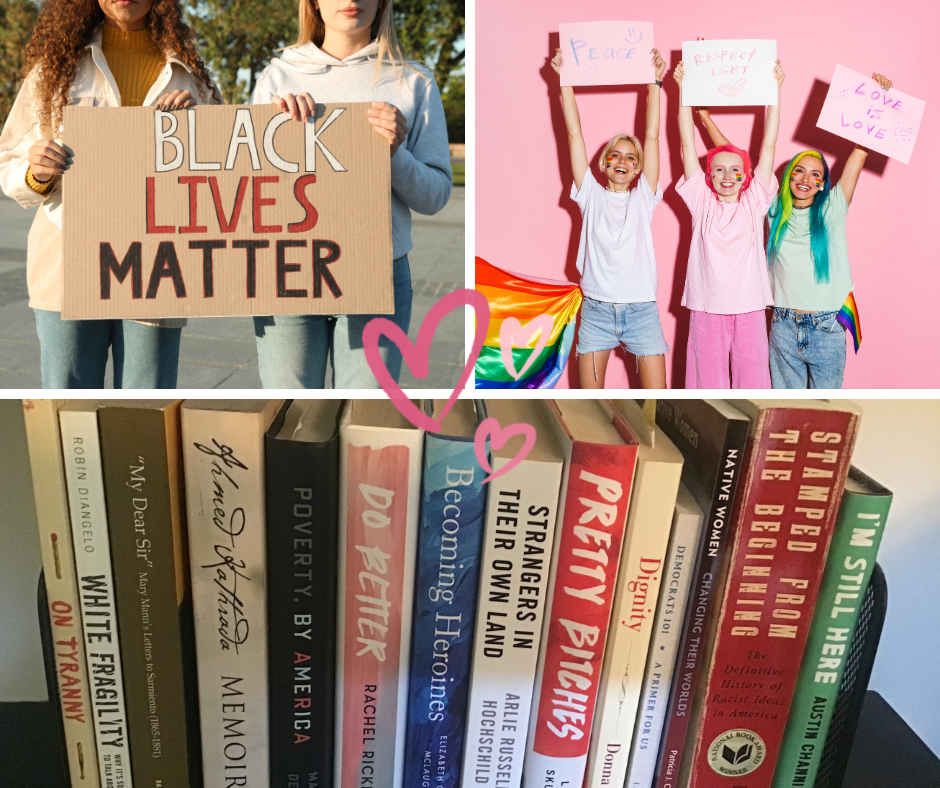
[718,78,747,98]
[499,314,554,381]
[473,417,537,484]
[362,288,489,433]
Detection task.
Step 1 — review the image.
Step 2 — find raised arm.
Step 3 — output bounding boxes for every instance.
[673,61,700,180]
[642,48,667,191]
[696,108,731,148]
[757,59,786,185]
[551,48,590,190]
[840,72,892,204]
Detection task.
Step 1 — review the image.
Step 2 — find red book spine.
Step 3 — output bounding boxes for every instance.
[687,408,858,788]
[523,441,637,786]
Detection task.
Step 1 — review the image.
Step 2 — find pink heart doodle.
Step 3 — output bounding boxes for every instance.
[499,315,553,381]
[718,78,746,98]
[362,288,489,433]
[474,417,537,485]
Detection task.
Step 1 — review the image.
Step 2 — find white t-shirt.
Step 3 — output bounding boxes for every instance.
[571,169,663,303]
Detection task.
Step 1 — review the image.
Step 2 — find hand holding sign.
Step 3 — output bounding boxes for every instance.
[681,39,778,106]
[558,21,655,87]
[816,65,925,164]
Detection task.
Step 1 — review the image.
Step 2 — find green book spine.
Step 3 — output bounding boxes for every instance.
[771,467,892,788]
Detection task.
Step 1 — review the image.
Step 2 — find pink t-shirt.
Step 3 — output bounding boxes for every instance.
[677,168,777,314]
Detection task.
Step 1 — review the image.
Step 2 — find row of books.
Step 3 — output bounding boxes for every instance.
[23,397,891,788]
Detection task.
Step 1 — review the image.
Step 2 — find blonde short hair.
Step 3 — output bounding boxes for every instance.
[598,134,644,175]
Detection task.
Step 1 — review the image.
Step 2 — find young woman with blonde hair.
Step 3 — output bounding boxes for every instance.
[251,0,453,388]
[0,0,222,388]
[549,47,669,389]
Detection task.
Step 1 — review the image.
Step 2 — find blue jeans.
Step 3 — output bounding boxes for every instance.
[576,298,670,357]
[769,307,846,389]
[33,310,182,389]
[253,255,413,389]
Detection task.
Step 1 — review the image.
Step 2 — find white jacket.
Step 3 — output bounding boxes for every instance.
[0,25,223,315]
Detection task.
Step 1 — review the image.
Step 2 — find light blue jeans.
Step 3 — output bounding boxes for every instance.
[33,310,182,389]
[253,255,413,389]
[769,307,846,389]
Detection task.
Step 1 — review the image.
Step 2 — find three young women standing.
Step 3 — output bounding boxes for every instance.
[251,0,453,388]
[0,0,221,388]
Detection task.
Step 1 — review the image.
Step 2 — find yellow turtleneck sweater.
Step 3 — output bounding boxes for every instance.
[27,24,166,194]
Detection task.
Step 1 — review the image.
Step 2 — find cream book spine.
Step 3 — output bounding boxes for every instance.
[624,485,705,788]
[59,404,134,788]
[181,401,280,788]
[24,399,101,788]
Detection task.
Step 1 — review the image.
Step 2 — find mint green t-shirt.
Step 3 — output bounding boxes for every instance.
[769,182,853,312]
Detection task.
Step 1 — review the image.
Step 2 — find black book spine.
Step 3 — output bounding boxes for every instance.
[265,419,339,788]
[652,409,750,788]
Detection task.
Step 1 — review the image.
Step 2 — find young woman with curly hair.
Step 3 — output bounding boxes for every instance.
[0,0,222,389]
[249,0,453,389]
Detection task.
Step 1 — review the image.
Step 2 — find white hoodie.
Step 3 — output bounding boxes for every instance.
[252,40,453,261]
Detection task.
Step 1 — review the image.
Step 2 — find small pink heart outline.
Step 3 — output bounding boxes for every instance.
[362,288,489,433]
[499,314,553,381]
[474,417,537,484]
[718,78,746,98]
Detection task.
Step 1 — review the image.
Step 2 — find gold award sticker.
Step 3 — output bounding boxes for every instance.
[707,729,766,777]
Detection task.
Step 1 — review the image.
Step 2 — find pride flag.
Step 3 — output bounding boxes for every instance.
[475,257,582,388]
[837,290,862,353]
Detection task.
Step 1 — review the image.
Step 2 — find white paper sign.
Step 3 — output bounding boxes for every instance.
[681,39,778,106]
[816,65,925,164]
[559,21,655,87]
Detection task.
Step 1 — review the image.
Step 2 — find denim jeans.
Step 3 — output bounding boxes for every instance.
[33,310,182,389]
[253,255,413,389]
[769,307,846,389]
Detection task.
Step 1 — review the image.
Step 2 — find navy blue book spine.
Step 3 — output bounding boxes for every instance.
[403,431,488,788]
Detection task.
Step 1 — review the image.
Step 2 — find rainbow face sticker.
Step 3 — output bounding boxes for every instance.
[606,156,614,168]
[815,178,822,188]
[734,173,743,182]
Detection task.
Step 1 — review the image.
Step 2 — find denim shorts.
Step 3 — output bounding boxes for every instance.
[576,297,669,357]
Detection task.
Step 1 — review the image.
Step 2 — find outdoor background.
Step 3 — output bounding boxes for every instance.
[476,0,938,389]
[0,0,465,388]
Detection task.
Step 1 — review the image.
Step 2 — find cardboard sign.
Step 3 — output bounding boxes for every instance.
[62,104,392,319]
[559,21,655,87]
[816,65,925,164]
[681,39,778,106]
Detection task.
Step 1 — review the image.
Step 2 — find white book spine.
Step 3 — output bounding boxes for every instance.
[461,456,563,788]
[335,425,423,788]
[585,459,681,788]
[624,494,705,788]
[182,411,270,788]
[59,408,134,788]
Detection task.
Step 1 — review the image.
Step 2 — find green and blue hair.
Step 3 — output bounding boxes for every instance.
[767,151,831,283]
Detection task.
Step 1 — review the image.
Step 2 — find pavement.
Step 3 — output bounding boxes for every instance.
[0,184,465,389]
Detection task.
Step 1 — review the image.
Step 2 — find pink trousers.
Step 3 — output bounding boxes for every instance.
[685,309,771,389]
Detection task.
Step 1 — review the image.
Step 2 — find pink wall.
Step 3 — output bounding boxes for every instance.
[475,0,938,389]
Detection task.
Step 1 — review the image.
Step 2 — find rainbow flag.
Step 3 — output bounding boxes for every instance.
[475,257,582,389]
[837,290,862,353]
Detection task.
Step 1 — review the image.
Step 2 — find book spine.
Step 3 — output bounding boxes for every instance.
[336,436,421,788]
[585,458,682,788]
[265,434,339,788]
[59,409,134,788]
[99,408,192,788]
[770,480,891,788]
[624,503,705,788]
[460,457,563,788]
[522,442,637,788]
[403,434,488,788]
[23,400,102,788]
[183,412,270,788]
[687,409,857,788]
[655,429,748,788]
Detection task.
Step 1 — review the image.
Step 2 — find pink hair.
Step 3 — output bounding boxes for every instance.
[705,144,753,197]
